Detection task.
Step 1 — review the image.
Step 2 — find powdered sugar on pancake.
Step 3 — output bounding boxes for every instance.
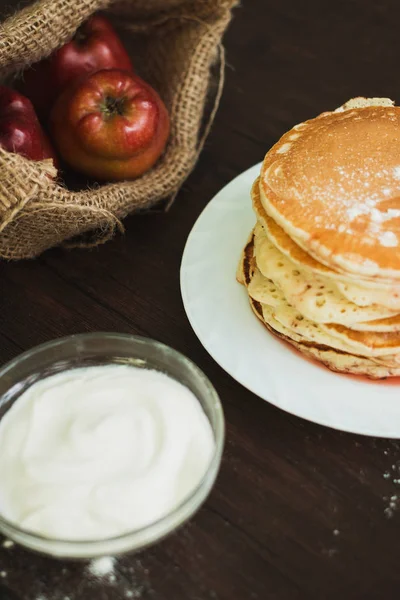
[260,98,400,277]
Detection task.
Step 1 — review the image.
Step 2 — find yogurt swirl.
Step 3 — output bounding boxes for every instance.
[0,364,215,540]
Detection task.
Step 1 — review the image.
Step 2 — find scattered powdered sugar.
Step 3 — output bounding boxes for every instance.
[126,591,143,598]
[274,119,400,253]
[384,494,399,518]
[266,105,400,260]
[379,231,398,247]
[345,201,400,247]
[0,540,149,599]
[321,528,341,558]
[368,222,380,235]
[88,556,116,578]
[85,556,147,598]
[370,207,400,223]
[370,207,384,223]
[382,448,400,517]
[346,205,368,220]
[321,546,338,558]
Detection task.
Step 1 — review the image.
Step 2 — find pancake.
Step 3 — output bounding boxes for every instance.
[249,259,400,337]
[339,313,400,333]
[252,269,400,357]
[240,235,400,358]
[236,231,256,287]
[252,303,400,378]
[247,266,283,308]
[252,178,400,309]
[259,98,400,281]
[322,322,400,355]
[257,303,400,376]
[252,223,397,326]
[253,178,337,277]
[237,242,400,378]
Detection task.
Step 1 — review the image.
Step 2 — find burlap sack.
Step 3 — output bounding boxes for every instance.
[0,0,235,260]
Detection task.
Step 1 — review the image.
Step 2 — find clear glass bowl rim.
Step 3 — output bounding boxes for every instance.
[0,332,225,558]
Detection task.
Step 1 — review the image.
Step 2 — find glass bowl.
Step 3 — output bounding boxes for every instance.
[0,333,224,559]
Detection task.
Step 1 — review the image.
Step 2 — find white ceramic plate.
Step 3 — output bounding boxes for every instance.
[180,162,400,438]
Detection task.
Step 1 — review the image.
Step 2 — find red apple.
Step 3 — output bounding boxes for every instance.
[50,69,169,181]
[18,15,134,119]
[0,85,58,166]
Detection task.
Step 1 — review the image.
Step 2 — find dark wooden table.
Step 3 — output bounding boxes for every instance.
[2,1,400,598]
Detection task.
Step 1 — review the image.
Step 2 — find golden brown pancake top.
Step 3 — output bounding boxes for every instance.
[260,106,400,278]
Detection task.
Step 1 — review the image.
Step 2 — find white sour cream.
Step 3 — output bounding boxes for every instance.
[0,364,215,540]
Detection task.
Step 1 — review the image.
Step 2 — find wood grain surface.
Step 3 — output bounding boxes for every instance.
[1,1,400,598]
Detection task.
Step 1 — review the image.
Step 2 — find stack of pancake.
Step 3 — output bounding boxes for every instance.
[238,98,400,378]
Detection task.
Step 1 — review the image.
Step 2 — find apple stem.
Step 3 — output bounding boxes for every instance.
[102,96,126,119]
[73,26,88,46]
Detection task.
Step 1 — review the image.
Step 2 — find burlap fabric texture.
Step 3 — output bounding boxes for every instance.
[0,0,236,259]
